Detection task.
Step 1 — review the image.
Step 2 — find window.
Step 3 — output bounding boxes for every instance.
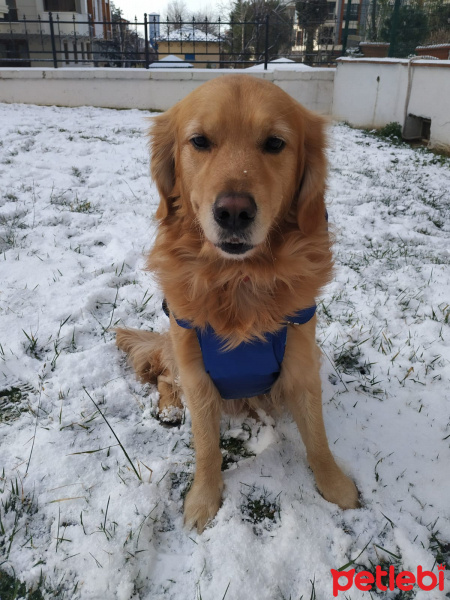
[343,4,359,20]
[184,53,195,60]
[0,39,30,66]
[327,2,336,19]
[2,0,18,20]
[44,0,77,12]
[296,30,303,45]
[63,40,69,63]
[319,27,334,45]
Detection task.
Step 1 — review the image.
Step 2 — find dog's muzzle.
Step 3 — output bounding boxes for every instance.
[212,193,256,255]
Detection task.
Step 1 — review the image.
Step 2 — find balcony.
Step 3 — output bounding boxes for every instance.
[38,12,90,37]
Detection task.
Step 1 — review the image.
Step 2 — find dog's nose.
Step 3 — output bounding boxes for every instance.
[213,194,257,231]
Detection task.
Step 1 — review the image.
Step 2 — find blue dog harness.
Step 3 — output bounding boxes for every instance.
[166,302,316,400]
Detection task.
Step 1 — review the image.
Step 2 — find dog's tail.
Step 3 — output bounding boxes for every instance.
[115,328,170,384]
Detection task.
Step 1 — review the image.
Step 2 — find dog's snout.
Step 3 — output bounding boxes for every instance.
[213,194,257,232]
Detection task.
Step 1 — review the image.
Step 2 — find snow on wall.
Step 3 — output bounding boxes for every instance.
[1,60,449,148]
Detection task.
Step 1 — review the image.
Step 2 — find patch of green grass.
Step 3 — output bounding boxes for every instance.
[1,479,38,563]
[240,485,280,525]
[0,569,44,600]
[70,196,93,214]
[414,145,450,167]
[357,559,415,599]
[79,134,112,143]
[336,542,418,599]
[220,427,255,470]
[0,386,33,423]
[371,122,404,145]
[334,345,371,376]
[170,471,192,501]
[0,212,28,250]
[429,530,450,568]
[3,193,18,203]
[49,189,95,214]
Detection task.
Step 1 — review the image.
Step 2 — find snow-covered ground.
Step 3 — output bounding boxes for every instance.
[0,103,449,600]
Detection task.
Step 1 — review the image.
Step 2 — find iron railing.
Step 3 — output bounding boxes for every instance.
[0,12,340,69]
[359,0,450,57]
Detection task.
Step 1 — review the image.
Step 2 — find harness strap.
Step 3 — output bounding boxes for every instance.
[163,300,316,330]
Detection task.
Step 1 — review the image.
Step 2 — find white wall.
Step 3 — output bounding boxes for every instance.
[0,67,335,115]
[332,57,450,150]
[1,61,449,149]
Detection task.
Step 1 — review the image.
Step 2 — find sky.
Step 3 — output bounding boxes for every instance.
[112,0,226,22]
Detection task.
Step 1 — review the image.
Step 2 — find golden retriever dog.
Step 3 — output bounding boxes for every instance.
[116,74,359,532]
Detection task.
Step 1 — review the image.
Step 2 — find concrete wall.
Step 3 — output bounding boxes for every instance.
[332,57,450,150]
[0,67,336,114]
[1,60,449,149]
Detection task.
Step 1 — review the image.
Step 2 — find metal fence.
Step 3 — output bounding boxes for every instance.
[360,0,450,57]
[0,12,339,69]
[2,4,447,69]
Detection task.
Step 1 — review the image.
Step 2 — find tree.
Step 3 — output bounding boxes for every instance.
[425,0,450,44]
[191,10,221,36]
[164,1,220,35]
[95,3,147,67]
[380,3,428,57]
[295,0,329,64]
[226,0,293,64]
[165,0,188,25]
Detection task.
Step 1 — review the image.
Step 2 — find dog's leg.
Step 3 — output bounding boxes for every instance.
[278,321,360,509]
[116,328,183,422]
[157,369,183,423]
[170,318,223,533]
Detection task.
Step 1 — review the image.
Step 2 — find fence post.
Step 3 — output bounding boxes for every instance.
[48,11,58,68]
[144,13,150,68]
[264,14,269,70]
[388,0,401,57]
[341,0,352,55]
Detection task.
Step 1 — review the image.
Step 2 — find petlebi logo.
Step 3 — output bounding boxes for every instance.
[331,564,446,596]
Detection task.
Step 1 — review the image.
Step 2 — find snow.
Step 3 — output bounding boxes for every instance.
[338,56,450,66]
[416,44,450,50]
[246,58,316,71]
[156,26,220,43]
[149,55,193,68]
[0,103,449,599]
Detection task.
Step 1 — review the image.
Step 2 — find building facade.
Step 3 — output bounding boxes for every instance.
[291,0,369,62]
[0,0,111,67]
[155,26,221,68]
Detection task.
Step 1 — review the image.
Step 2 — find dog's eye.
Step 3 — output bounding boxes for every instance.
[190,136,210,150]
[264,137,285,154]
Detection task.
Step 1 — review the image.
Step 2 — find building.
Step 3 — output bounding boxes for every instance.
[0,0,112,67]
[155,26,221,68]
[291,0,368,62]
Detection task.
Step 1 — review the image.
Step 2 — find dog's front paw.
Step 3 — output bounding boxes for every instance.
[316,469,360,510]
[184,479,223,533]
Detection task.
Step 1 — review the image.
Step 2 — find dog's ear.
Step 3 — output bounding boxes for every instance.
[149,110,177,220]
[296,108,328,236]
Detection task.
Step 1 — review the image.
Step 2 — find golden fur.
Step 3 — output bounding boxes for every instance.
[116,75,359,532]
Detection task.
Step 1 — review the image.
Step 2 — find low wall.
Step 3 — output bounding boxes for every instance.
[332,57,450,150]
[0,67,335,115]
[2,61,449,149]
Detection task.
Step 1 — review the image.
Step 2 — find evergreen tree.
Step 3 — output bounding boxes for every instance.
[226,0,293,64]
[296,0,329,64]
[380,3,428,56]
[95,3,145,67]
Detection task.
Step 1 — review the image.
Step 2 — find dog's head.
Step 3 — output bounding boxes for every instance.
[150,75,327,260]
